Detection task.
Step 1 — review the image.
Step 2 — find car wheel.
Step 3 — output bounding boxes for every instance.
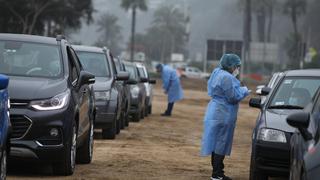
[141,108,145,119]
[102,121,116,139]
[132,112,141,122]
[0,149,7,180]
[76,121,94,164]
[116,119,120,134]
[148,105,152,114]
[120,112,125,130]
[144,105,149,117]
[53,122,77,175]
[124,113,129,127]
[249,152,268,180]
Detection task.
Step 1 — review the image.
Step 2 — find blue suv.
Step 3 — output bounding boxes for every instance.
[0,74,10,179]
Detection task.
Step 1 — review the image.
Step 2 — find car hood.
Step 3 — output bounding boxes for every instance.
[93,77,113,91]
[8,76,67,100]
[265,109,302,133]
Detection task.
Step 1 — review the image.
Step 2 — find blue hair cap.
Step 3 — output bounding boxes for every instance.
[219,54,241,69]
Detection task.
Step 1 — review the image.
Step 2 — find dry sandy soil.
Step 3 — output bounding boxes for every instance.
[8,79,283,180]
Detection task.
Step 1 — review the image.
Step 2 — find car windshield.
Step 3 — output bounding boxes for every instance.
[138,67,147,78]
[0,40,62,78]
[269,78,320,109]
[76,51,110,77]
[125,65,138,80]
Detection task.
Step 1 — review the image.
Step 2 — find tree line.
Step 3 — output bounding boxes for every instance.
[240,0,320,69]
[0,0,93,36]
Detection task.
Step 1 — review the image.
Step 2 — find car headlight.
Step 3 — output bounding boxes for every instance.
[31,90,70,111]
[258,128,287,143]
[131,86,140,98]
[94,91,111,101]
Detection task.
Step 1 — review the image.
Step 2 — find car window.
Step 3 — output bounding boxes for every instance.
[113,59,121,73]
[125,65,138,80]
[67,47,80,85]
[109,53,117,75]
[269,78,320,108]
[76,51,110,77]
[0,40,62,78]
[138,67,147,78]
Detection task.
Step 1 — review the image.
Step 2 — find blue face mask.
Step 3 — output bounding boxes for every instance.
[289,97,299,105]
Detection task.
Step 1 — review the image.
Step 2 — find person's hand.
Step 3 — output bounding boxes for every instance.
[242,86,251,96]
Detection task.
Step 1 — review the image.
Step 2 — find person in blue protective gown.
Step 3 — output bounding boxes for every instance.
[201,54,250,180]
[156,64,184,116]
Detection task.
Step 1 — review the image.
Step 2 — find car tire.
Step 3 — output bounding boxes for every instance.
[124,113,129,127]
[76,121,94,164]
[120,112,125,130]
[0,148,7,180]
[144,106,149,117]
[148,105,152,114]
[132,112,141,122]
[53,122,77,176]
[141,108,145,119]
[116,119,120,134]
[249,151,268,180]
[102,121,116,139]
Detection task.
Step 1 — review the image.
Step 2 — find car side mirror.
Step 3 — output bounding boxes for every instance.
[249,97,262,109]
[0,75,9,90]
[261,87,271,96]
[287,112,312,141]
[116,71,129,81]
[126,78,138,85]
[140,77,148,83]
[255,85,265,95]
[148,79,156,84]
[78,71,95,86]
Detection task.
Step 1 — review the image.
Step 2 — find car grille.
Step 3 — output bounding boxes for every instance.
[10,99,30,108]
[10,115,32,139]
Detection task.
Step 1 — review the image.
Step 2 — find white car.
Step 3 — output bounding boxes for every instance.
[182,66,209,79]
[136,63,156,116]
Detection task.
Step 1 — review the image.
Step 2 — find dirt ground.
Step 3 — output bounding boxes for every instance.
[8,80,266,180]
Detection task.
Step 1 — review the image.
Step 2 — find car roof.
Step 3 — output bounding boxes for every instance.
[72,45,105,53]
[0,33,59,45]
[284,69,320,77]
[135,63,146,68]
[123,61,135,66]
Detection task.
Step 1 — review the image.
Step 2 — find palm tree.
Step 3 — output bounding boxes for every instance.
[121,0,147,62]
[95,13,123,54]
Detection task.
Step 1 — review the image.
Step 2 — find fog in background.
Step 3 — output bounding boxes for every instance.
[71,0,293,62]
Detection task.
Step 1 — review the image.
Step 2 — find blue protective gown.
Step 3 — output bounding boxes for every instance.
[161,65,184,103]
[201,68,249,156]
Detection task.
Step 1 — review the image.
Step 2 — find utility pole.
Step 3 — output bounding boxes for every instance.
[130,3,137,62]
[243,0,252,75]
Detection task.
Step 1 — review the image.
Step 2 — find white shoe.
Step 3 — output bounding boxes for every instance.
[211,177,223,180]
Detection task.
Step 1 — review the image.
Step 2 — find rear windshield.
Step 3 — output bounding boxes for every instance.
[0,40,62,78]
[269,77,320,108]
[76,51,110,77]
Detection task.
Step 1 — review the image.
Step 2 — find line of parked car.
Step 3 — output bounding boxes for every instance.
[249,69,320,180]
[0,33,156,179]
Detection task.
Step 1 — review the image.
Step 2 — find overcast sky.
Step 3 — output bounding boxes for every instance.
[71,0,291,60]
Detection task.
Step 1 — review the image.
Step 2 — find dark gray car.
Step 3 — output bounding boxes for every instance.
[249,69,320,179]
[123,61,147,122]
[73,45,129,139]
[0,34,96,175]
